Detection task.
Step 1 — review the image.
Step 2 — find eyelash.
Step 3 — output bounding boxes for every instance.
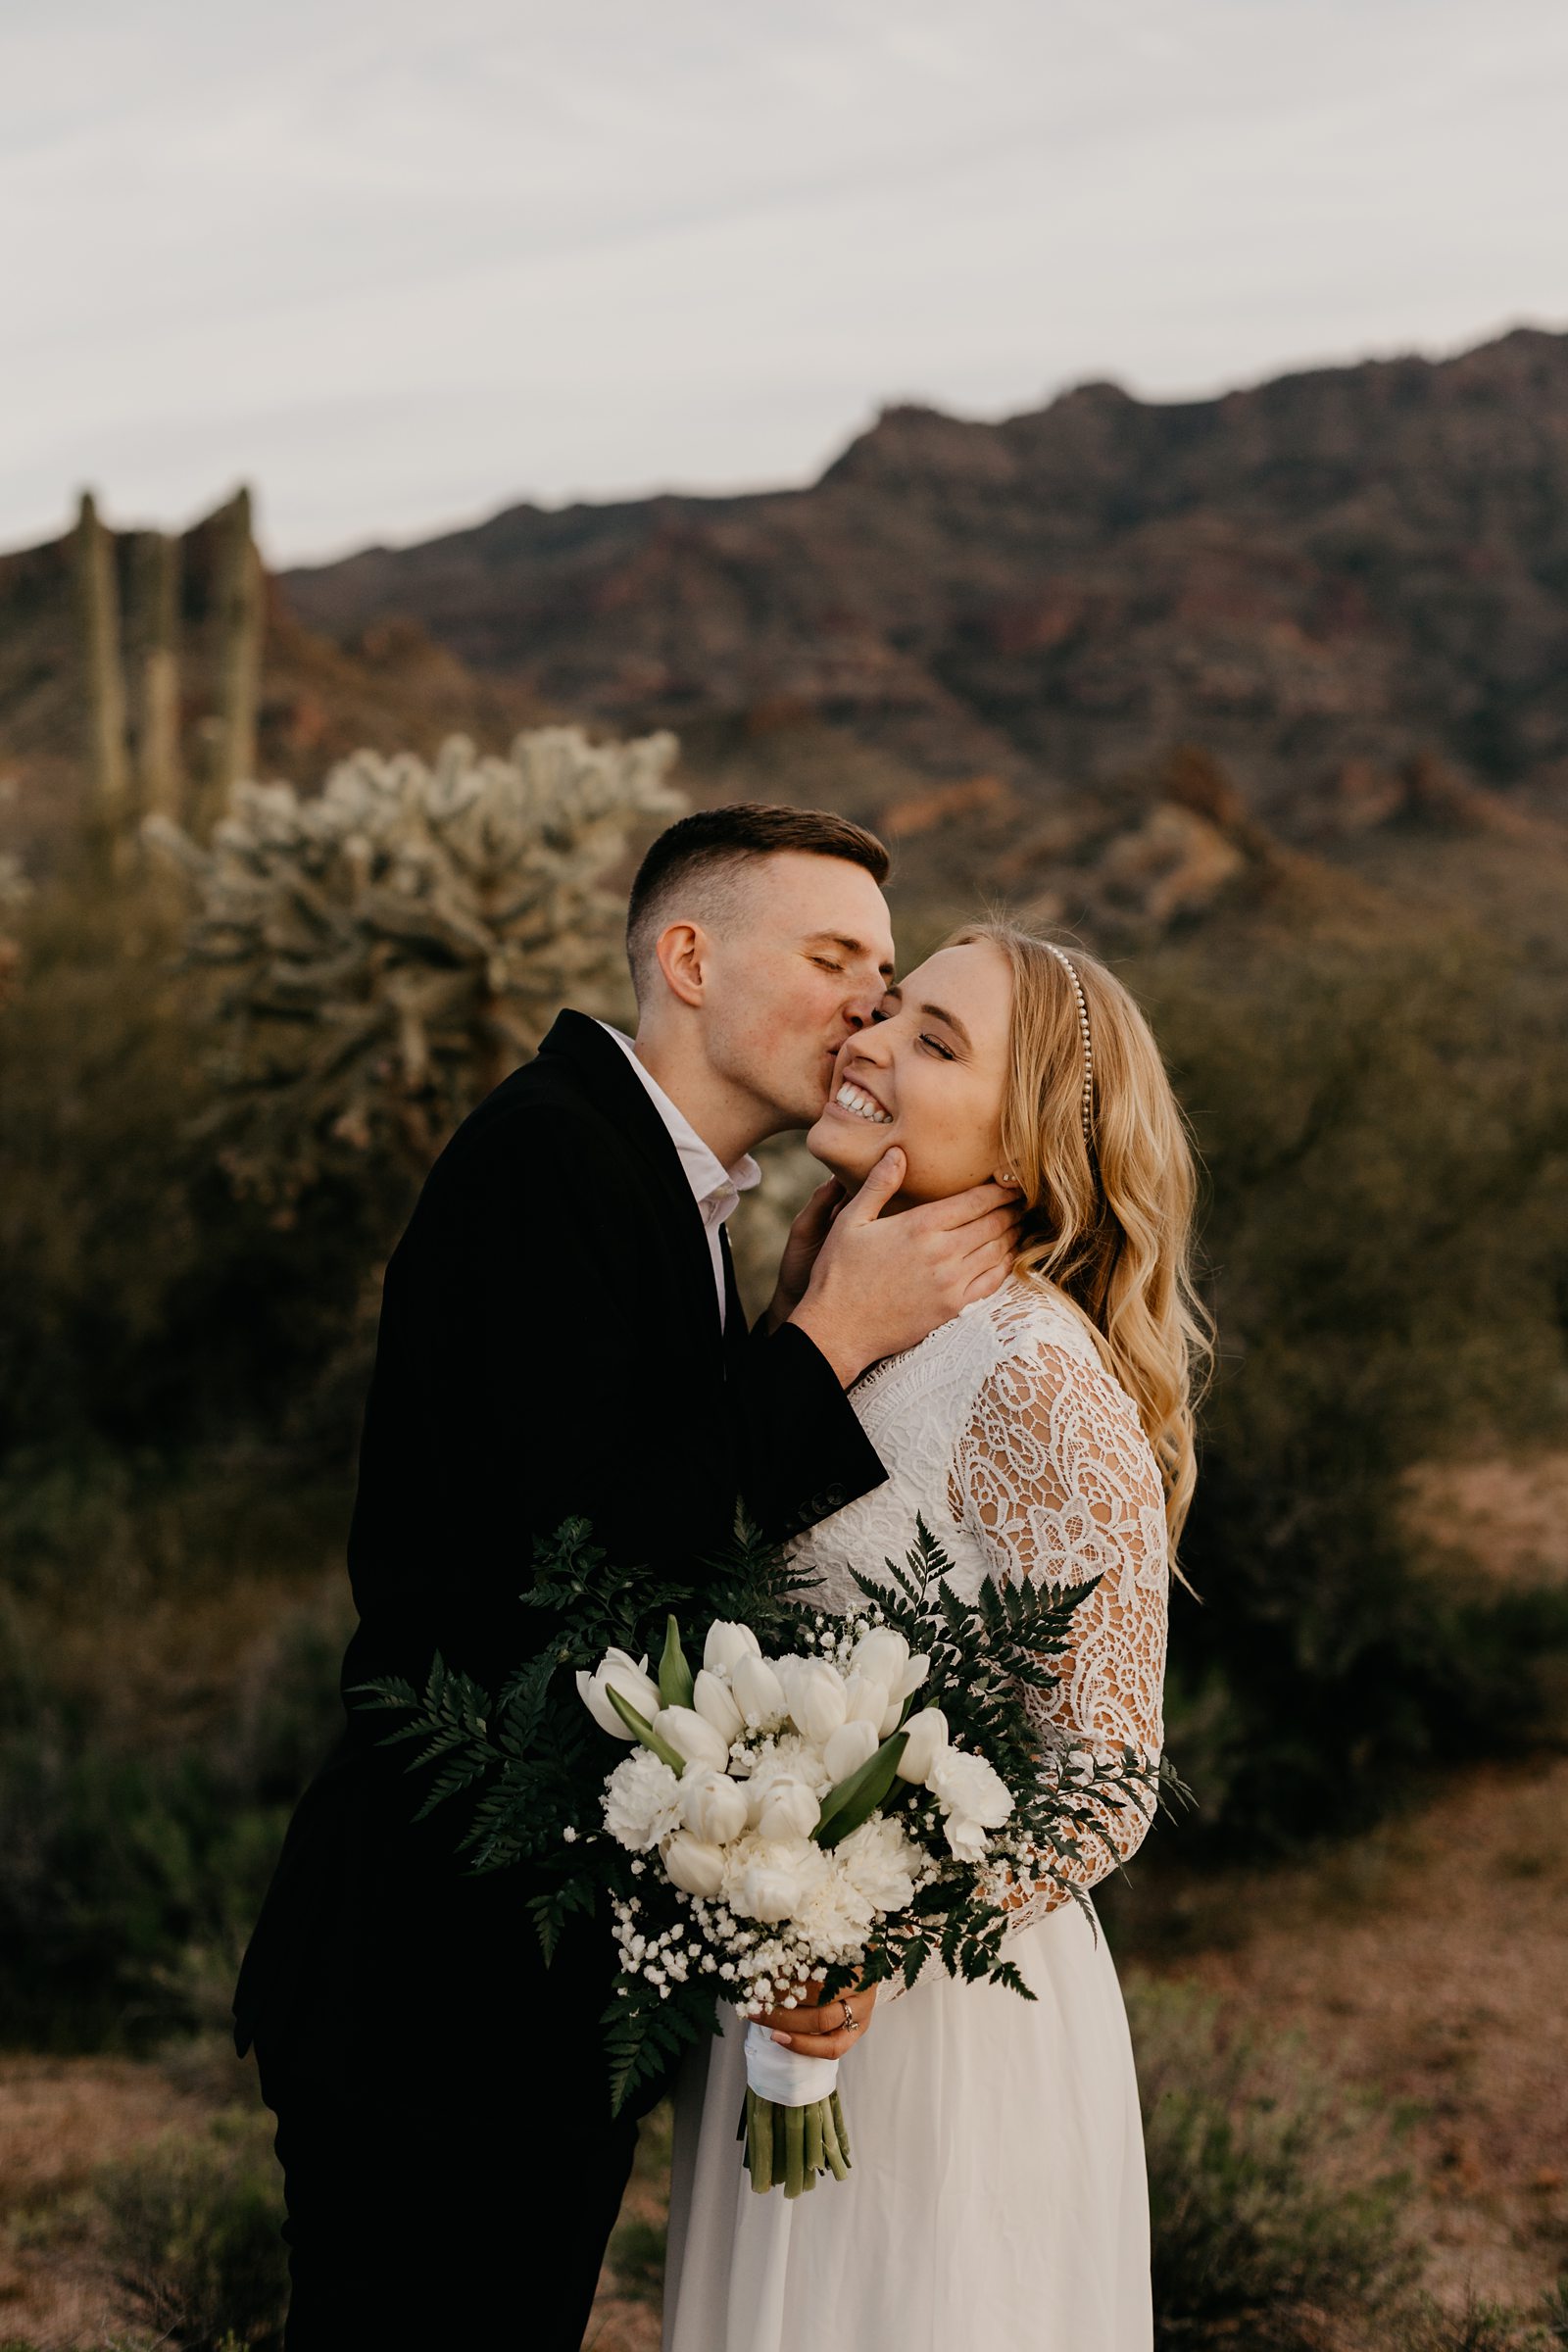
[870,1009,955,1060]
[812,957,843,973]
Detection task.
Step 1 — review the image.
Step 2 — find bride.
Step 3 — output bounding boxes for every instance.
[662,921,1207,2352]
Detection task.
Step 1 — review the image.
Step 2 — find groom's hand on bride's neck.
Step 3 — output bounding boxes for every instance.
[786,1149,1023,1388]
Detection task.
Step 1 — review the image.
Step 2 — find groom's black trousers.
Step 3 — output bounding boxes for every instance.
[256,1993,636,2351]
[235,1012,885,2346]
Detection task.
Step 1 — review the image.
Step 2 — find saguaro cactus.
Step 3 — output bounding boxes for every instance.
[147,724,684,1204]
[136,530,184,823]
[204,486,263,829]
[74,491,131,848]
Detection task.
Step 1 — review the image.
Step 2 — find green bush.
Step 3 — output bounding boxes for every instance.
[0,1553,350,2044]
[1128,1977,1416,2346]
[0,861,403,1466]
[1130,915,1568,1854]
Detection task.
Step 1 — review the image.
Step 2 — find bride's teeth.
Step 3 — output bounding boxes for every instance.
[835,1081,891,1125]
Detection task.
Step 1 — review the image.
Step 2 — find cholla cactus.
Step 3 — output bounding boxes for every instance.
[147,725,683,1201]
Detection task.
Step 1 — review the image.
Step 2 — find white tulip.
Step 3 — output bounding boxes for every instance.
[680,1767,750,1846]
[691,1669,744,1747]
[575,1648,662,1740]
[792,1659,848,1746]
[842,1670,891,1726]
[853,1626,910,1690]
[897,1653,932,1700]
[703,1620,762,1676]
[822,1717,880,1784]
[654,1705,730,1775]
[894,1705,950,1784]
[662,1832,727,1897]
[732,1653,787,1730]
[756,1778,822,1841]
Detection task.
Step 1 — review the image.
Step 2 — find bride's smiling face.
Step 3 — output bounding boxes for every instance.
[808,940,1012,1203]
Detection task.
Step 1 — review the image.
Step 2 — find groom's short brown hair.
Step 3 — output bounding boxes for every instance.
[626,805,890,993]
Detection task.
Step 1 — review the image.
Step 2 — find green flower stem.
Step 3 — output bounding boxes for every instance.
[804,2097,824,2180]
[747,2093,853,2192]
[830,2087,852,2167]
[746,2089,772,2193]
[784,2101,806,2199]
[819,2093,851,2181]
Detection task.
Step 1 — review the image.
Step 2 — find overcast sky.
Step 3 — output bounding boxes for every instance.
[4,0,1564,565]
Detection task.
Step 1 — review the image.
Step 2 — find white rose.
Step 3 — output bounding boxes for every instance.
[662,1832,726,1897]
[790,1858,876,1957]
[928,1747,1014,1860]
[654,1705,730,1775]
[836,1814,920,1913]
[703,1621,762,1675]
[852,1626,909,1690]
[679,1767,750,1846]
[928,1748,1013,1827]
[724,1834,828,1924]
[603,1748,685,1851]
[822,1718,879,1785]
[755,1778,821,1842]
[691,1669,744,1747]
[944,1813,991,1863]
[894,1705,950,1784]
[575,1647,661,1740]
[791,1660,848,1746]
[732,1653,787,1731]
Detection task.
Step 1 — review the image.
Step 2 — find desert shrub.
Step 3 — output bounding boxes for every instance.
[1129,1977,1416,2347]
[0,861,395,1466]
[1129,915,1568,1853]
[1391,2292,1568,2351]
[91,2109,286,2351]
[0,1564,349,2044]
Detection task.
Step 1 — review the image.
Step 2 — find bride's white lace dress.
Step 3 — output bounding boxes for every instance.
[662,1274,1169,2352]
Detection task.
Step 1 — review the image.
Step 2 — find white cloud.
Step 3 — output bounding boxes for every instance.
[3,0,1565,562]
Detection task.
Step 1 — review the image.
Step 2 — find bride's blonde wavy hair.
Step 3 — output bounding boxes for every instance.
[946,922,1211,1557]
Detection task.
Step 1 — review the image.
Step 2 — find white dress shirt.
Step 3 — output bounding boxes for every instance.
[599,1024,761,1329]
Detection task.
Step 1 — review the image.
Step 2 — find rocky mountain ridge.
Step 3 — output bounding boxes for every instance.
[282,325,1568,851]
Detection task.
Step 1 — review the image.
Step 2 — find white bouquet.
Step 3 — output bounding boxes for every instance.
[577,1528,1168,2196]
[358,1517,1183,2199]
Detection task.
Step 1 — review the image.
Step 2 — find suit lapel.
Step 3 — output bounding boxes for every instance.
[535,1011,725,1363]
[720,1224,748,1369]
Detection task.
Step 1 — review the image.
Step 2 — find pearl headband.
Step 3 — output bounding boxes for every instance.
[1046,945,1095,1143]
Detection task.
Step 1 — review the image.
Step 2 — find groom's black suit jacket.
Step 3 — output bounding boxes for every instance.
[233,1010,884,2102]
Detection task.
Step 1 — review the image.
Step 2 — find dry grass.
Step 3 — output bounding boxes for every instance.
[0,2055,219,2347]
[1136,1754,1568,2317]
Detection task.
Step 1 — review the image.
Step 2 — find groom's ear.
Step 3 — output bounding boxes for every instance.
[652,919,712,1008]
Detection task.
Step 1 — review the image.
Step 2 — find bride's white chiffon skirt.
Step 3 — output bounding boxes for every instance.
[662,1898,1152,2352]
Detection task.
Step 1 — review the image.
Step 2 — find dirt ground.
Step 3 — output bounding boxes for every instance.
[1137,1752,1568,2315]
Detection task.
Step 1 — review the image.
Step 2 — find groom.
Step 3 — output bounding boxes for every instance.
[235,804,1021,2350]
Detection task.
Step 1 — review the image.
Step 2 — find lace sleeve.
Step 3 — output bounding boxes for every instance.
[950,1331,1169,1927]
